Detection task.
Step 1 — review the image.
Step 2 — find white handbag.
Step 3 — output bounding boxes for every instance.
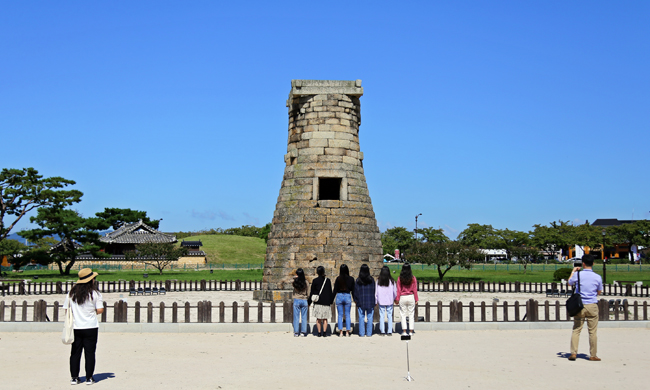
[62,306,74,345]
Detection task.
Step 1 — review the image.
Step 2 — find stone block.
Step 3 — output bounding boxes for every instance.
[317,111,335,118]
[325,118,341,125]
[318,200,341,208]
[317,155,344,163]
[299,147,324,155]
[328,139,350,149]
[311,131,336,139]
[324,147,346,156]
[308,138,329,148]
[342,156,360,166]
[311,222,341,230]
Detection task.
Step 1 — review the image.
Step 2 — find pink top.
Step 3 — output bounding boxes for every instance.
[396,276,418,302]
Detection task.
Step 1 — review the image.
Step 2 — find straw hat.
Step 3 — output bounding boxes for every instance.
[76,268,99,284]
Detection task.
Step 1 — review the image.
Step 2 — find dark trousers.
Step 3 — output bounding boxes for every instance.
[70,328,98,379]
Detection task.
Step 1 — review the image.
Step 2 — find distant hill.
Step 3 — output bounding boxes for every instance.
[177,234,266,265]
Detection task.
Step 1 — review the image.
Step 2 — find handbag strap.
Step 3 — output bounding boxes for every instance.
[317,277,328,296]
[576,270,581,294]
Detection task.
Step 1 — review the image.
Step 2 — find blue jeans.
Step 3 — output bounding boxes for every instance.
[336,293,352,331]
[293,299,308,334]
[378,305,393,334]
[358,307,374,337]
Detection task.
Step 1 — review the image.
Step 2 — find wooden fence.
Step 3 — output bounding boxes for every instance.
[1,279,649,297]
[1,299,647,325]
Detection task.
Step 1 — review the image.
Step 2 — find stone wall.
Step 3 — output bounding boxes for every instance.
[263,80,383,291]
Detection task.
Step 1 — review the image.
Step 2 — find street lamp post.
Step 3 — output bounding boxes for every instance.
[602,229,607,285]
[415,213,422,252]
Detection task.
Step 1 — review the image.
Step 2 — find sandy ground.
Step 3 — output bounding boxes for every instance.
[0,328,648,390]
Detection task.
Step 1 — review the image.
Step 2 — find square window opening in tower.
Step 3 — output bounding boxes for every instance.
[318,178,342,200]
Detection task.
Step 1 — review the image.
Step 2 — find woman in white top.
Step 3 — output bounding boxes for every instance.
[63,268,104,385]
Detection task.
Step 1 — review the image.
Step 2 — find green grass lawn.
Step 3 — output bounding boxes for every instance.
[177,234,266,265]
[6,264,649,285]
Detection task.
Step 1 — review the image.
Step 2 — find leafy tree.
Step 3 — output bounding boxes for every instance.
[125,242,189,275]
[607,220,650,263]
[258,223,272,243]
[573,222,604,249]
[411,240,482,281]
[418,227,449,243]
[224,225,263,237]
[95,208,160,230]
[0,239,28,270]
[494,229,530,261]
[0,167,81,244]
[530,220,574,260]
[509,246,540,273]
[19,207,110,275]
[458,224,499,248]
[381,227,415,256]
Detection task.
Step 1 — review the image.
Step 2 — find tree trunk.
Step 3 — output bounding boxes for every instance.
[56,261,64,275]
[64,257,76,275]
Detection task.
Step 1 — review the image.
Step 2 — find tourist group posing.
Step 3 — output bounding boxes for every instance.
[291,263,418,337]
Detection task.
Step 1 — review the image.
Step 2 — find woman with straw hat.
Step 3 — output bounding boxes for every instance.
[63,268,104,385]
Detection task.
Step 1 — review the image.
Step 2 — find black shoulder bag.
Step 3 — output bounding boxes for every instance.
[566,270,584,317]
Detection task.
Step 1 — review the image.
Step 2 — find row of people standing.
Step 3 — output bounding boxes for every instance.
[292,263,419,337]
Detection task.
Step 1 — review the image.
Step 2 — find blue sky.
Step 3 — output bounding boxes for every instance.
[2,1,649,238]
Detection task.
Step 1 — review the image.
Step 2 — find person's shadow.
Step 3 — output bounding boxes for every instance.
[557,352,589,360]
[83,373,116,383]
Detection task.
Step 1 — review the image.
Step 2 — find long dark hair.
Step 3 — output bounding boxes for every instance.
[378,265,394,287]
[69,279,99,305]
[293,268,307,292]
[399,263,414,287]
[356,264,374,285]
[337,264,350,290]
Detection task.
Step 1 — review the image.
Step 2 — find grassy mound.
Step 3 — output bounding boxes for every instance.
[177,234,266,265]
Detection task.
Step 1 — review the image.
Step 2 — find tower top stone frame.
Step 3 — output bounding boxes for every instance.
[259,79,383,298]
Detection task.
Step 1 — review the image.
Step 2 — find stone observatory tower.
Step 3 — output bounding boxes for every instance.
[257,79,383,299]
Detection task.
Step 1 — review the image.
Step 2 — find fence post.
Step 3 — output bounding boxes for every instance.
[159,302,165,323]
[469,302,474,322]
[233,301,238,323]
[53,301,59,322]
[219,301,225,323]
[449,300,458,322]
[437,301,443,322]
[113,302,120,323]
[514,301,519,321]
[56,281,63,294]
[172,302,178,323]
[185,302,191,323]
[244,302,250,323]
[270,302,276,323]
[147,302,153,323]
[425,302,431,322]
[503,301,508,322]
[135,302,141,323]
[101,301,107,323]
[258,301,263,323]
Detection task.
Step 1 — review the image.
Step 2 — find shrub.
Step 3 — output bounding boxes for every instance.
[553,267,572,281]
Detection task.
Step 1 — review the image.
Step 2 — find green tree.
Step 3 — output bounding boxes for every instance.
[573,222,603,248]
[607,220,650,263]
[19,207,110,275]
[494,229,531,262]
[381,227,415,257]
[530,220,574,261]
[458,224,499,248]
[510,246,540,273]
[1,167,81,243]
[125,242,189,275]
[0,239,28,271]
[411,240,482,281]
[95,207,160,230]
[258,223,272,243]
[418,227,449,243]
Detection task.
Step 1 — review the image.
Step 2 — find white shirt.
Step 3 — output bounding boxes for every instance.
[63,290,103,329]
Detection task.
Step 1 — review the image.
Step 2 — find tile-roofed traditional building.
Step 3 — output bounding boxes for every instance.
[100,220,177,255]
[591,219,635,227]
[180,240,205,256]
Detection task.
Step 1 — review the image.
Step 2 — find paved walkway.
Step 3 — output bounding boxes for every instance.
[1,328,648,389]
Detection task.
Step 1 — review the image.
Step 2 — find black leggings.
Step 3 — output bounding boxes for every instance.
[70,328,98,379]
